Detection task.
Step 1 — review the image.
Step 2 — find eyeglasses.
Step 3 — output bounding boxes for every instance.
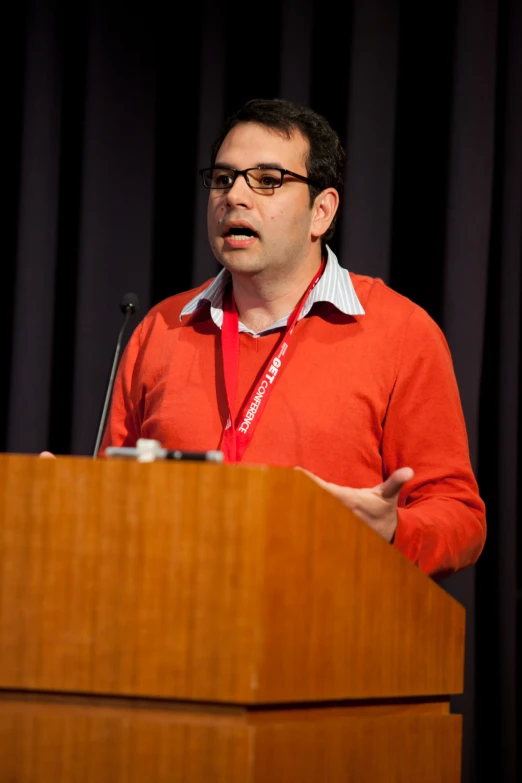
[199,166,318,190]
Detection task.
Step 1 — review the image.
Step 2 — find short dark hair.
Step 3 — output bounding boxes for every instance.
[210,98,346,244]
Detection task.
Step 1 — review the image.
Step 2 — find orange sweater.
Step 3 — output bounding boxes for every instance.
[102,273,486,579]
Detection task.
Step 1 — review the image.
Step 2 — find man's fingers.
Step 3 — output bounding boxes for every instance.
[295,466,334,491]
[296,467,321,480]
[39,451,56,459]
[295,467,357,503]
[295,465,413,543]
[378,467,414,499]
[296,465,414,505]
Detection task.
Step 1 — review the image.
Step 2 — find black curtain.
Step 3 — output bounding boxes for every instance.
[3,1,520,780]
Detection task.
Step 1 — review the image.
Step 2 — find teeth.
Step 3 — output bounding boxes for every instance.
[229,234,253,240]
[228,226,255,235]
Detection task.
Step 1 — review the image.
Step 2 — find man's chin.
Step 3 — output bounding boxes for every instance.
[219,250,263,275]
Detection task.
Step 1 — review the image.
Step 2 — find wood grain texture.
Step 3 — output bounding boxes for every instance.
[0,694,461,783]
[0,696,250,783]
[0,454,465,703]
[252,712,462,783]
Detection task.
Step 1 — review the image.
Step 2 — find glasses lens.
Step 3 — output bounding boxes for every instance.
[201,167,285,189]
[203,168,236,188]
[246,168,283,189]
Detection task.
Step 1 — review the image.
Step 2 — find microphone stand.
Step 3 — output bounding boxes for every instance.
[93,294,139,458]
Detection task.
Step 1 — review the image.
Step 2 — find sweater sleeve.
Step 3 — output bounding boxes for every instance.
[383,306,486,578]
[99,319,144,453]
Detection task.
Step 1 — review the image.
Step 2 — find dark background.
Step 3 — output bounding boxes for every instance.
[3,0,520,780]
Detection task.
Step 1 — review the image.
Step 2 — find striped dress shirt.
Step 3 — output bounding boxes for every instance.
[179,246,365,334]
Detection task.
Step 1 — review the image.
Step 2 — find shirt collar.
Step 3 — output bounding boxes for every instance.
[179,245,365,335]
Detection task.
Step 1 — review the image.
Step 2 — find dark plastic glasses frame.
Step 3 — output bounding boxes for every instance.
[199,166,319,190]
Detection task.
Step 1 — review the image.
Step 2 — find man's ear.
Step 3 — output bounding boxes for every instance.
[311,188,339,239]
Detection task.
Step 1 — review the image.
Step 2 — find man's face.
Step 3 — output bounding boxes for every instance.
[207,122,320,280]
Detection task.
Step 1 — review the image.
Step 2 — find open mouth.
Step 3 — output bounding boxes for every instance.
[224,227,258,239]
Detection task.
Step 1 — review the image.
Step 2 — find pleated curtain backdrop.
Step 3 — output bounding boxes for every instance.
[3,1,521,781]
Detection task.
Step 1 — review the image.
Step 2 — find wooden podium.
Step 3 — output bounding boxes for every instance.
[0,453,465,782]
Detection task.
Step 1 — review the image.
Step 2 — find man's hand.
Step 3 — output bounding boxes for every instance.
[39,451,56,458]
[297,467,414,542]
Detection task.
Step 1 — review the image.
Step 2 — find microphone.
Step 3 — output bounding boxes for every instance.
[92,292,140,458]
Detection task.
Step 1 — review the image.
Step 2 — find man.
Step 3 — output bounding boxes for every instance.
[99,97,486,579]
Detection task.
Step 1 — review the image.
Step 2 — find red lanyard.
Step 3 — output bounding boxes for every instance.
[219,258,325,462]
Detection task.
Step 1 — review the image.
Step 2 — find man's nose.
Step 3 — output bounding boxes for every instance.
[225,173,253,206]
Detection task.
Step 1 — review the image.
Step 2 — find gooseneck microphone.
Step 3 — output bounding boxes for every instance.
[92,292,140,458]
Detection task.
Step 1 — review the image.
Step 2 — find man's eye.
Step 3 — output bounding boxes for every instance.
[216,174,233,186]
[260,176,279,187]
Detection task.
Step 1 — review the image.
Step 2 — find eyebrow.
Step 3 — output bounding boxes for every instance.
[213,161,285,169]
